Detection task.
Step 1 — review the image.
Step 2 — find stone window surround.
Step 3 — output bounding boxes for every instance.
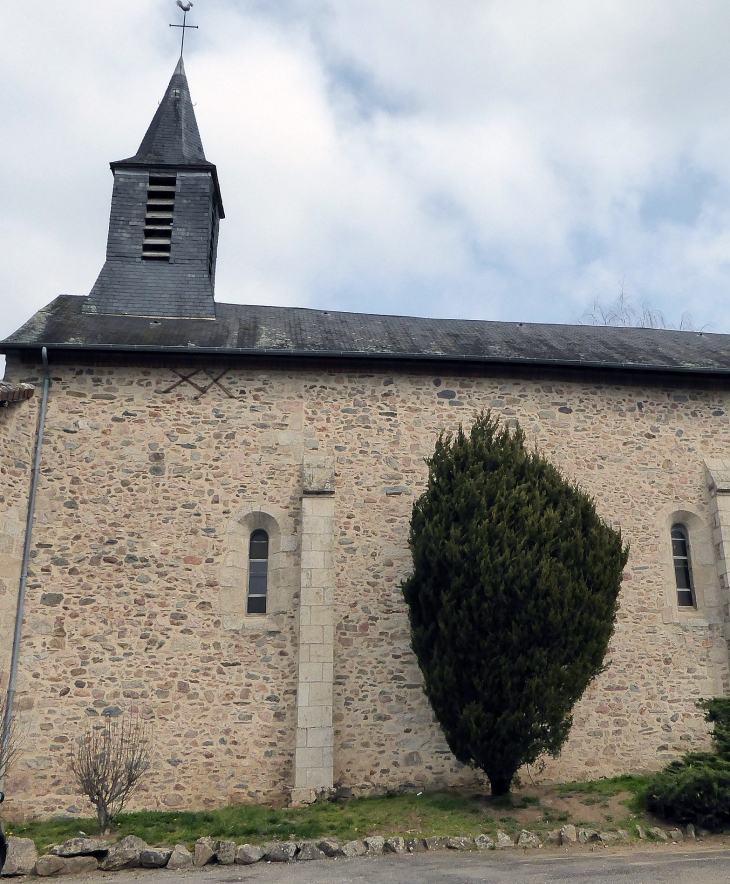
[659,504,716,623]
[219,505,298,630]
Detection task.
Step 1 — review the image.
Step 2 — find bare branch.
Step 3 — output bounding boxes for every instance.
[70,714,153,834]
[0,685,24,783]
[579,285,709,332]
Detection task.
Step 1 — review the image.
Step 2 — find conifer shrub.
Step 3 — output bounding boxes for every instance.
[646,698,730,829]
[402,412,628,795]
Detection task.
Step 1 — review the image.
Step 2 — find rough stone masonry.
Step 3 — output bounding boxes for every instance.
[0,356,728,819]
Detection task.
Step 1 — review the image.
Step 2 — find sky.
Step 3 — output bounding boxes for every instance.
[3,1,730,347]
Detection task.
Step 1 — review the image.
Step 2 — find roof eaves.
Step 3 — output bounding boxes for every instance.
[4,341,730,378]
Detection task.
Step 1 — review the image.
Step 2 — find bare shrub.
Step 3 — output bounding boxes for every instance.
[0,684,24,784]
[70,714,153,834]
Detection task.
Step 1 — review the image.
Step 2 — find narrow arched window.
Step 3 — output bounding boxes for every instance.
[247,529,269,614]
[671,524,694,607]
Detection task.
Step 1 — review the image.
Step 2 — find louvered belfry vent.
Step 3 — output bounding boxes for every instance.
[143,174,177,260]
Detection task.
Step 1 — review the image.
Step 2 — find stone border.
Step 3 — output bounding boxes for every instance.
[0,824,704,877]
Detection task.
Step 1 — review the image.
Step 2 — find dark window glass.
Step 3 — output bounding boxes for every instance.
[671,525,694,607]
[247,530,269,615]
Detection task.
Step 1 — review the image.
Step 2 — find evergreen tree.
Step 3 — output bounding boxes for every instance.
[402,412,628,795]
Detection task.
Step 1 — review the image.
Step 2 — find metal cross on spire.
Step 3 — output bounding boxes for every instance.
[170,1,198,57]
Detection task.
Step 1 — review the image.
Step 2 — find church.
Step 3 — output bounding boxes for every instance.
[2,54,730,820]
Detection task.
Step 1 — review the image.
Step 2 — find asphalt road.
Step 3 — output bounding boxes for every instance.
[78,846,730,884]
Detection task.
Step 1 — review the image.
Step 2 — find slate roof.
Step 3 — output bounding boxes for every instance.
[3,294,730,377]
[114,57,211,169]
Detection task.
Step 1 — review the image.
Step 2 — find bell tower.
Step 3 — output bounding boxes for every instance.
[84,57,224,320]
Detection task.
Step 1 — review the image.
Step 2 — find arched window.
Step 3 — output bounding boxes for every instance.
[247,529,269,614]
[671,524,695,607]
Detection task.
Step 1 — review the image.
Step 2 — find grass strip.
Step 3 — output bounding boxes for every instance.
[5,778,652,854]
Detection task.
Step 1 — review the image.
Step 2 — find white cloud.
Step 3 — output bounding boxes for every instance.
[3,0,730,348]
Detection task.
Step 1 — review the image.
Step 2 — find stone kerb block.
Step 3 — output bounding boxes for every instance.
[166,844,193,870]
[215,840,236,864]
[297,842,326,861]
[236,844,265,865]
[50,837,109,857]
[516,831,540,848]
[364,836,385,854]
[445,836,471,850]
[140,848,172,868]
[99,835,148,871]
[496,831,514,849]
[264,842,297,862]
[36,855,99,877]
[193,836,216,866]
[559,824,577,844]
[2,836,39,876]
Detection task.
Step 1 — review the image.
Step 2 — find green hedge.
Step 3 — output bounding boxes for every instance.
[645,698,730,830]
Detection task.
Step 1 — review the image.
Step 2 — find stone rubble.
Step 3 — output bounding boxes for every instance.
[6,822,687,877]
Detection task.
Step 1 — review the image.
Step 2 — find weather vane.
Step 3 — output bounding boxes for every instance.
[170,1,197,57]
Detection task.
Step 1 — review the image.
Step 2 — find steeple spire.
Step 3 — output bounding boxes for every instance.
[118,58,207,166]
[84,58,224,320]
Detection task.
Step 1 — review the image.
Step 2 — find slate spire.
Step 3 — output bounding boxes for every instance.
[84,58,223,320]
[119,57,208,167]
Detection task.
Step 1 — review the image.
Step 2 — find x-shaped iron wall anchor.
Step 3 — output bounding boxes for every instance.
[159,368,236,399]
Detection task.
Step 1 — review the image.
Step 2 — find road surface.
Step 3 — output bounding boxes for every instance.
[77,845,730,884]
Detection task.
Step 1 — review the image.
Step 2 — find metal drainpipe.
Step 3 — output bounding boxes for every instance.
[1,347,50,786]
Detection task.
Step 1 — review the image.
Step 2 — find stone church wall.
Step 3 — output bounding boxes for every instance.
[0,354,727,818]
[0,395,36,678]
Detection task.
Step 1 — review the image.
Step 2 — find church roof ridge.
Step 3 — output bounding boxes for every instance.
[4,295,730,379]
[113,56,212,168]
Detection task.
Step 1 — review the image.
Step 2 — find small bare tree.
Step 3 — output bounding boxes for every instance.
[580,285,706,332]
[70,714,153,834]
[0,687,23,785]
